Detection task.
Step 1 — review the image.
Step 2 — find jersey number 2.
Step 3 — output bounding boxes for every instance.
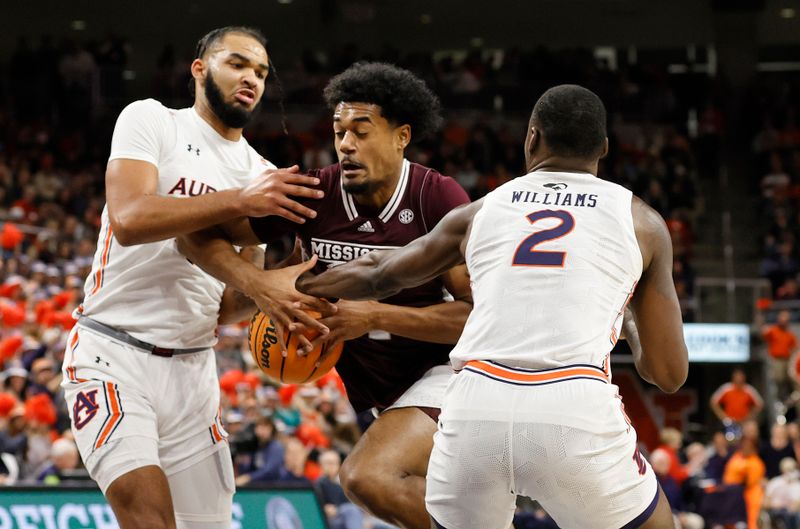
[512,209,575,267]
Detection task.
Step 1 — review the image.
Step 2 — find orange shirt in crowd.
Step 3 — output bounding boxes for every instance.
[723,451,765,529]
[763,325,798,359]
[711,383,763,422]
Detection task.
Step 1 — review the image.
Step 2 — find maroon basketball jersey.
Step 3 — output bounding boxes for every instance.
[249,160,470,411]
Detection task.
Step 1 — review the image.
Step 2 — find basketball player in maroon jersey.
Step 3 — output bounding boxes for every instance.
[179,62,471,529]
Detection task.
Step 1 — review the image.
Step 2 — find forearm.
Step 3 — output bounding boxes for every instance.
[178,229,263,295]
[218,289,257,325]
[622,310,655,385]
[111,190,243,246]
[298,251,401,300]
[371,300,471,344]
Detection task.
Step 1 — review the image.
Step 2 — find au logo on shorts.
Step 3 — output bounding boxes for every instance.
[73,389,100,430]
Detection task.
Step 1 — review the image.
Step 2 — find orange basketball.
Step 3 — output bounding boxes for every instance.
[248,310,343,384]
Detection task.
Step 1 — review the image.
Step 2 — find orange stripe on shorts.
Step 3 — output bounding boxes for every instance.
[465,360,609,385]
[90,225,114,295]
[95,382,122,449]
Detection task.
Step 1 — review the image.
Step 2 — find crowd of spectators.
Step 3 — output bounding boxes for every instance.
[0,35,709,528]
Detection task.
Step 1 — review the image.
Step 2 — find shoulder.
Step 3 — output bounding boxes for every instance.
[412,162,470,230]
[120,98,172,120]
[414,163,468,199]
[744,384,763,399]
[712,382,734,398]
[631,194,671,268]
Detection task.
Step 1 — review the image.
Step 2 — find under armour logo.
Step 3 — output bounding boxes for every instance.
[187,144,200,156]
[544,182,568,191]
[95,356,110,367]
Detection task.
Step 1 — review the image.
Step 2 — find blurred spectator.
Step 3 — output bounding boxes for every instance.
[723,436,766,529]
[763,310,798,400]
[235,416,286,486]
[278,437,314,485]
[761,422,798,480]
[764,457,800,529]
[36,437,82,485]
[650,448,704,529]
[710,369,764,428]
[316,449,364,529]
[656,427,689,486]
[704,431,732,483]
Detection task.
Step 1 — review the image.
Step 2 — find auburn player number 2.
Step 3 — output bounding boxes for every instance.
[512,209,575,267]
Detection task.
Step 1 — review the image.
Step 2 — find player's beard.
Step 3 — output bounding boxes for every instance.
[205,71,257,129]
[342,180,372,195]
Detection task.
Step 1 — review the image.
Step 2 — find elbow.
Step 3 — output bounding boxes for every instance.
[109,211,142,247]
[657,362,688,394]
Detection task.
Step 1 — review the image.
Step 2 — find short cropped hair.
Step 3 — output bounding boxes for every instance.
[323,62,443,141]
[530,84,607,158]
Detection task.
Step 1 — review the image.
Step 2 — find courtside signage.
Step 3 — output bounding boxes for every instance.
[0,488,327,529]
[683,323,750,362]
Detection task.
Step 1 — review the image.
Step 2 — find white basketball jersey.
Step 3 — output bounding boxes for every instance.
[80,99,275,348]
[450,170,642,372]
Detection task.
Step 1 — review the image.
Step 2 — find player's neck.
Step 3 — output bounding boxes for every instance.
[351,160,403,209]
[527,157,598,176]
[193,101,243,142]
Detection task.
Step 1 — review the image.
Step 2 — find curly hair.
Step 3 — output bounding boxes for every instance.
[323,62,443,141]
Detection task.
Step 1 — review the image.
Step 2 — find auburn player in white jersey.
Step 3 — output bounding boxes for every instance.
[298,85,689,529]
[62,27,331,529]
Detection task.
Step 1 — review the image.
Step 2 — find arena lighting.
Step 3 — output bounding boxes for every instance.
[277,0,293,4]
[781,7,796,17]
[420,13,432,24]
[70,20,86,31]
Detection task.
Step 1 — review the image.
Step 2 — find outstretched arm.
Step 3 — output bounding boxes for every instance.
[177,219,335,354]
[298,200,483,300]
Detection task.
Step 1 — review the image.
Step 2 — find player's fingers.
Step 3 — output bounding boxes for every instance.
[272,321,289,356]
[293,310,329,335]
[295,335,314,357]
[272,206,306,224]
[278,196,318,219]
[315,335,344,366]
[282,173,321,186]
[290,255,318,276]
[279,164,300,173]
[294,294,335,315]
[281,183,324,200]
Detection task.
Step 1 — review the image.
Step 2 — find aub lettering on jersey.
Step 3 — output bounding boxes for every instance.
[510,190,597,208]
[310,238,400,267]
[166,177,218,197]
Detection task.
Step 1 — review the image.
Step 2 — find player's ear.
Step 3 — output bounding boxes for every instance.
[190,58,206,86]
[599,137,609,159]
[526,127,540,157]
[396,124,411,151]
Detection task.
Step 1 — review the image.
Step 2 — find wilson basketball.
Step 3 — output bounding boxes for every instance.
[248,310,343,384]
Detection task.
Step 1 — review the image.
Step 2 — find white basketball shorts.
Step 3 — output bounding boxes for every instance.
[61,325,229,493]
[426,360,659,529]
[383,364,454,413]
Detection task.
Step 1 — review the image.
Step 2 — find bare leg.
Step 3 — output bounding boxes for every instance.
[340,407,434,529]
[638,487,677,529]
[106,465,177,529]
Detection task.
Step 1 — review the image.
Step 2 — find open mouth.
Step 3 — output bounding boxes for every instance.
[341,161,365,176]
[234,90,255,105]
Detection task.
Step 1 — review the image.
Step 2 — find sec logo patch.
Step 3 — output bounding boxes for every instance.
[399,209,414,224]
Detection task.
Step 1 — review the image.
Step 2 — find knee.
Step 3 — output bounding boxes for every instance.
[339,457,382,505]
